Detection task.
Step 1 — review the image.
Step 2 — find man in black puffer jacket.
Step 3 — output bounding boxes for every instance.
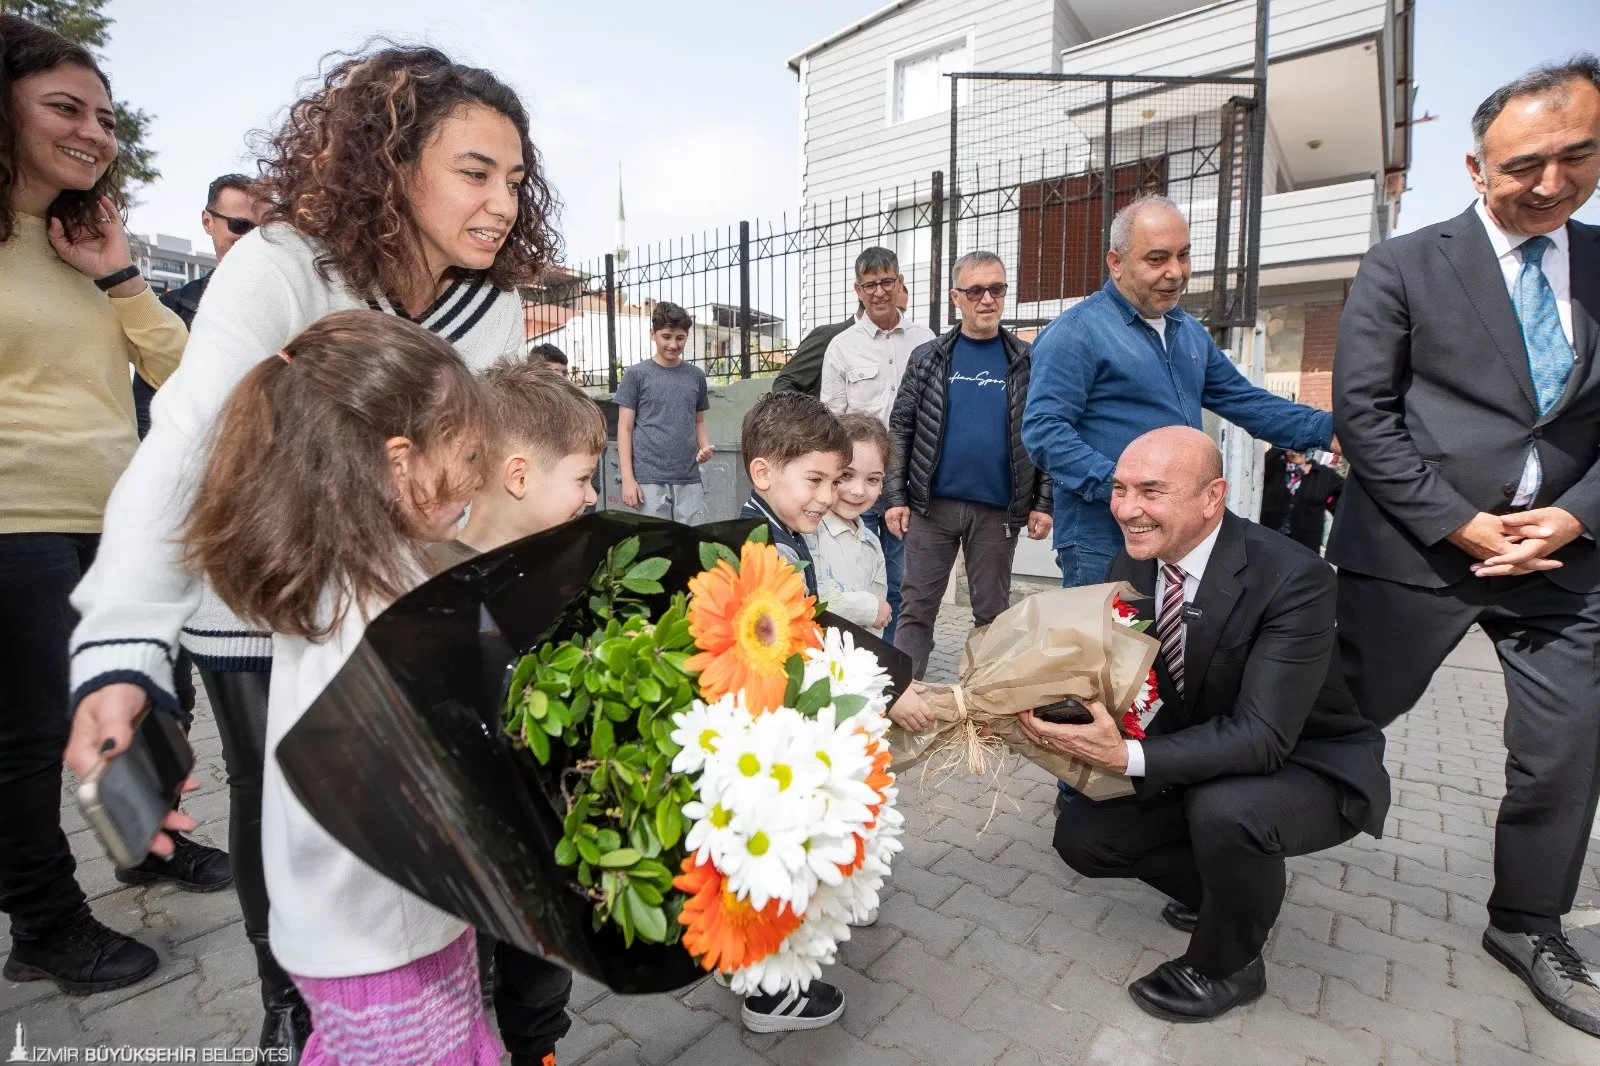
[884,251,1053,677]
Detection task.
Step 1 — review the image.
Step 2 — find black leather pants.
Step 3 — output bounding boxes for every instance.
[197,666,301,1009]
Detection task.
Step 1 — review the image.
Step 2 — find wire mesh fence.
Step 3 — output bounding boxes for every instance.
[948,72,1263,334]
[521,72,1263,390]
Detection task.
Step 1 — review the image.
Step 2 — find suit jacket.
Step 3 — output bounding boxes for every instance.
[770,317,854,398]
[1260,448,1342,548]
[1110,512,1390,837]
[1328,205,1600,591]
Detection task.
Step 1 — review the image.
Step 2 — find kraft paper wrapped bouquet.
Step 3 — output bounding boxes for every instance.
[886,582,1159,801]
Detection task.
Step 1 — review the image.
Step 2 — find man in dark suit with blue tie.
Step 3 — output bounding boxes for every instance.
[1330,57,1600,1037]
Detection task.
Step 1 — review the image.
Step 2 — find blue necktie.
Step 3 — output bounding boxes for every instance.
[1513,235,1574,416]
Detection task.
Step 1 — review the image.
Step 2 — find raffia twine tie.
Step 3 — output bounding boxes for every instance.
[918,684,1016,835]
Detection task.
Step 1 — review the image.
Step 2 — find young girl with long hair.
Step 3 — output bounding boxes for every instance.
[63,43,571,1059]
[184,309,499,1064]
[0,14,194,996]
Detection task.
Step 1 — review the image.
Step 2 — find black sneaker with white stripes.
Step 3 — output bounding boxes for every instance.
[741,980,846,1033]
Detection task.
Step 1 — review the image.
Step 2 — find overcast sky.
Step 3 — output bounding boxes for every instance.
[101,0,1598,262]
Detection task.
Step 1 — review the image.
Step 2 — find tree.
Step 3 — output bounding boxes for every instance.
[5,0,160,196]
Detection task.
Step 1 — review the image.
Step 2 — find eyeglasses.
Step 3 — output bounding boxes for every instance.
[955,282,1008,302]
[856,277,900,294]
[207,210,256,236]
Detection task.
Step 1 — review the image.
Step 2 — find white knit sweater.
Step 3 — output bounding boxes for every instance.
[69,225,524,705]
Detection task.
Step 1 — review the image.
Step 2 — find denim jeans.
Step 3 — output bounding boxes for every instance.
[0,532,99,937]
[861,510,904,644]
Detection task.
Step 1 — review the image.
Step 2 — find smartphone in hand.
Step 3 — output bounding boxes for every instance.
[1032,698,1094,726]
[77,707,194,869]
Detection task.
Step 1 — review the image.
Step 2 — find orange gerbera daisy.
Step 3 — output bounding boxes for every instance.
[836,833,867,878]
[675,858,801,973]
[685,541,821,714]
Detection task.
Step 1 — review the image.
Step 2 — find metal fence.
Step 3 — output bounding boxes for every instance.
[948,71,1264,336]
[522,72,1264,390]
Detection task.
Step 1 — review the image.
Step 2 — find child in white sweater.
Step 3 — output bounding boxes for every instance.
[809,412,892,633]
[181,309,501,1065]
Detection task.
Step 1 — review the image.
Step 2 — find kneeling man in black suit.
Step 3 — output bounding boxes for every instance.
[1024,426,1390,1022]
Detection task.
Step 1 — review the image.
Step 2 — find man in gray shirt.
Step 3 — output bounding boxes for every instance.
[617,302,713,524]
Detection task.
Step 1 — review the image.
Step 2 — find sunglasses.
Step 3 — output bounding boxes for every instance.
[207,210,256,237]
[956,282,1008,302]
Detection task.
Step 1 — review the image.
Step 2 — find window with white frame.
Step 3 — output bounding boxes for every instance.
[890,31,973,125]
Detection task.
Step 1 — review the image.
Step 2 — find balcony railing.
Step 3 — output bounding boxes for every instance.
[1059,0,1387,79]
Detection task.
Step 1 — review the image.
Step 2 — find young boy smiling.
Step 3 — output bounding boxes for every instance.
[737,392,851,598]
[442,359,607,563]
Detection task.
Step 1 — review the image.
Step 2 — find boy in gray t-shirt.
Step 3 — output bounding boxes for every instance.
[616,301,713,524]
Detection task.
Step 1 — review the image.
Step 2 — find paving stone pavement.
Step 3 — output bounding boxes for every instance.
[5,580,1600,1065]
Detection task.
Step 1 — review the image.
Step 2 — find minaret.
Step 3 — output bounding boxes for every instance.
[613,165,628,265]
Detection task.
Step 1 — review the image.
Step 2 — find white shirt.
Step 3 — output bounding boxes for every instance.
[264,594,469,977]
[819,310,936,426]
[1142,316,1168,344]
[1473,198,1575,507]
[807,512,889,632]
[1124,520,1223,777]
[69,225,525,694]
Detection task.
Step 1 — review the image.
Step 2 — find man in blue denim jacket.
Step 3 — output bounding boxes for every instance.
[1023,195,1336,586]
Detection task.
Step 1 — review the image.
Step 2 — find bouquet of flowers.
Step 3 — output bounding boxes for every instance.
[885,582,1159,800]
[501,532,903,994]
[277,513,909,995]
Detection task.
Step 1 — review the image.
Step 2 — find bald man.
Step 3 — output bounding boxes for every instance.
[1022,194,1334,589]
[1023,427,1388,1023]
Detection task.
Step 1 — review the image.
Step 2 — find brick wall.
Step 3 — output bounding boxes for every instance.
[1296,299,1344,411]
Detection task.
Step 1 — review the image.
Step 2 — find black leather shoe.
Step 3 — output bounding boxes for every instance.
[115,833,233,892]
[1162,902,1199,933]
[252,937,311,1062]
[1129,957,1265,1022]
[2,912,159,994]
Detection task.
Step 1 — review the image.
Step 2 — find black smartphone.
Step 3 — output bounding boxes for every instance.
[1032,697,1094,726]
[77,708,194,869]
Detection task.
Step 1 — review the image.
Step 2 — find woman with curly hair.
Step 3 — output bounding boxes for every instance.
[0,14,192,998]
[63,43,571,1064]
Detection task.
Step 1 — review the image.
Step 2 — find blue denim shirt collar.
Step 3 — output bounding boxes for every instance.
[1100,279,1183,332]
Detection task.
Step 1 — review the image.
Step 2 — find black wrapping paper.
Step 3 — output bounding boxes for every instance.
[277,511,912,994]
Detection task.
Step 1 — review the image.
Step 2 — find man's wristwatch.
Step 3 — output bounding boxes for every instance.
[94,265,142,292]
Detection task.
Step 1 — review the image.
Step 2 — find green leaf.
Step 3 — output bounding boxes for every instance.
[630,880,664,906]
[598,847,641,868]
[795,676,832,718]
[551,645,584,672]
[527,689,549,720]
[626,887,669,942]
[626,557,672,582]
[563,794,591,836]
[592,718,616,758]
[632,858,672,884]
[610,537,641,573]
[619,577,665,595]
[541,708,565,736]
[783,654,807,708]
[554,838,578,866]
[636,675,662,705]
[655,802,682,850]
[505,654,538,719]
[698,542,721,571]
[595,829,621,852]
[747,525,769,544]
[833,693,869,717]
[577,861,594,887]
[522,714,551,763]
[603,700,632,722]
[575,835,602,866]
[588,595,609,618]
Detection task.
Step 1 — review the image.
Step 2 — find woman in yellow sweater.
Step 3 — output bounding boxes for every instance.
[0,16,189,995]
